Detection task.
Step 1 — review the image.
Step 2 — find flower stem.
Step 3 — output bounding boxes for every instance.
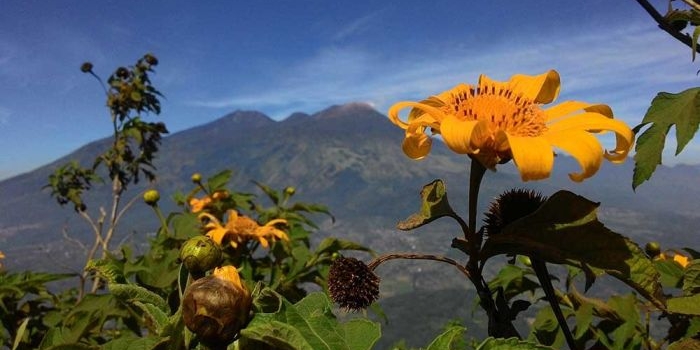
[367,253,471,279]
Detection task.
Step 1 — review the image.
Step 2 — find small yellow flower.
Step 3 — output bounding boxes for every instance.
[189,196,212,213]
[388,70,634,182]
[673,253,690,268]
[200,210,289,249]
[0,250,5,269]
[213,265,246,291]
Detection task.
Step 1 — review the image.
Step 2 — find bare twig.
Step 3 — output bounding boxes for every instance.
[367,252,471,279]
[635,0,700,54]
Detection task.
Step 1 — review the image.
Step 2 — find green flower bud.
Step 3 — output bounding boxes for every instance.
[191,173,202,183]
[182,267,252,346]
[284,186,296,196]
[645,241,661,258]
[143,189,160,206]
[180,236,222,275]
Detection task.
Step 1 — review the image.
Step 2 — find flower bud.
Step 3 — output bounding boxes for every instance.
[143,189,160,206]
[191,173,202,183]
[180,236,222,275]
[182,266,252,346]
[284,186,296,196]
[328,257,380,311]
[645,242,661,258]
[144,53,158,66]
[80,62,93,73]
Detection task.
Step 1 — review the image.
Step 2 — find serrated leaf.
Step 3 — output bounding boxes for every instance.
[425,325,466,350]
[477,337,556,350]
[133,301,169,335]
[206,169,232,191]
[12,318,29,350]
[633,88,700,189]
[481,190,665,309]
[109,283,169,312]
[397,179,458,231]
[241,289,380,350]
[668,294,700,315]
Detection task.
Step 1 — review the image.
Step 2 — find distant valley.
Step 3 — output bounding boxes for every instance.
[1,102,698,347]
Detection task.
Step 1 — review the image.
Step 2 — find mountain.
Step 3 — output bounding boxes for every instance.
[1,102,699,347]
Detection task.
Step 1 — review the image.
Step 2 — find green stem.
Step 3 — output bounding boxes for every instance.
[152,205,171,236]
[467,158,486,255]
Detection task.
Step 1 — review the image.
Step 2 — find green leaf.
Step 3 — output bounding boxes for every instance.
[102,335,159,350]
[481,190,665,309]
[241,289,380,350]
[206,169,232,192]
[132,301,169,335]
[668,294,700,315]
[341,319,381,350]
[668,338,700,350]
[654,258,685,288]
[683,259,700,295]
[477,337,556,350]
[109,283,169,313]
[425,325,467,350]
[314,237,373,256]
[397,179,459,231]
[12,318,29,350]
[633,88,700,189]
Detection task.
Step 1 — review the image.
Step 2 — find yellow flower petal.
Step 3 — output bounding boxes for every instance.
[546,112,634,163]
[403,133,432,159]
[388,101,445,130]
[544,101,612,122]
[673,254,690,268]
[440,116,480,154]
[213,266,245,290]
[509,70,560,103]
[545,130,603,182]
[506,135,555,181]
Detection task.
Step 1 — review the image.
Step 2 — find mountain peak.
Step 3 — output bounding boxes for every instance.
[313,102,380,119]
[221,110,274,127]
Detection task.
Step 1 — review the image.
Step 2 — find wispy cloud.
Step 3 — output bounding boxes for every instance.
[188,20,698,126]
[332,10,384,42]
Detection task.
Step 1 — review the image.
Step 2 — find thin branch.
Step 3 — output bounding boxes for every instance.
[682,0,700,12]
[635,0,700,54]
[367,253,471,279]
[61,224,87,254]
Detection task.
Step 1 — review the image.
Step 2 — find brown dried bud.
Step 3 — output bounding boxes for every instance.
[144,53,158,65]
[328,257,380,311]
[182,266,252,346]
[115,67,129,79]
[483,188,546,236]
[80,62,93,73]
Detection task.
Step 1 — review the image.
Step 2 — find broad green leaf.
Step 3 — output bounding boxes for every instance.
[633,88,700,189]
[314,237,373,256]
[397,179,459,231]
[668,338,700,350]
[206,169,232,191]
[477,337,556,350]
[425,325,467,350]
[683,259,700,295]
[341,319,381,350]
[102,335,159,350]
[488,264,540,302]
[43,344,97,350]
[241,289,380,350]
[654,259,685,288]
[668,294,700,315]
[109,283,169,312]
[481,190,665,309]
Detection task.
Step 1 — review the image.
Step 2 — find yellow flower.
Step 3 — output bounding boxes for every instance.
[388,70,634,182]
[199,210,289,248]
[673,253,690,268]
[212,265,246,291]
[0,250,4,269]
[189,196,212,213]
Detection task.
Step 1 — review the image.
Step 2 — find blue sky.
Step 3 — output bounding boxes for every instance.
[1,0,699,180]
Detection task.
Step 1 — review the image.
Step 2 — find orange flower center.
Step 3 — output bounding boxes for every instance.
[446,83,548,137]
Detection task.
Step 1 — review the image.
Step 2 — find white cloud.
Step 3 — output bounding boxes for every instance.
[332,10,383,42]
[188,19,699,128]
